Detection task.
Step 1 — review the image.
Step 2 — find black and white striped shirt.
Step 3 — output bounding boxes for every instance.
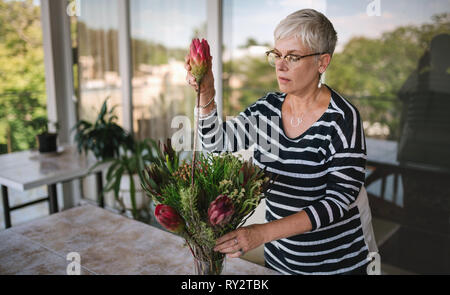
[198,86,370,274]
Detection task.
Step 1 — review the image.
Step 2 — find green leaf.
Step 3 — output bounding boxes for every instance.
[129,174,137,219]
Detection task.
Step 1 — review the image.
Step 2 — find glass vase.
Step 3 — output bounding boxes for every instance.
[193,256,225,275]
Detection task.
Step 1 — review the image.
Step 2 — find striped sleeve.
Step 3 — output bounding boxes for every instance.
[197,105,258,153]
[303,110,367,231]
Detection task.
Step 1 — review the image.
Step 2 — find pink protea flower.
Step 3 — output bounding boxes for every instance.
[155,204,185,233]
[239,161,257,187]
[208,195,234,226]
[189,38,211,83]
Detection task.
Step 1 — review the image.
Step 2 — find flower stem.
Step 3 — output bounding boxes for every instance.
[191,83,201,188]
[185,239,195,257]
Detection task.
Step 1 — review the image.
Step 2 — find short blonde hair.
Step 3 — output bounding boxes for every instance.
[274,9,337,56]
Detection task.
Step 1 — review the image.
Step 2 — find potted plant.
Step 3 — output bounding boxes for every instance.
[29,116,59,153]
[90,138,159,220]
[72,97,134,161]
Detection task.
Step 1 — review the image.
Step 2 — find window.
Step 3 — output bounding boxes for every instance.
[221,0,450,274]
[0,0,49,227]
[0,0,47,152]
[77,0,122,125]
[222,0,328,117]
[130,0,207,142]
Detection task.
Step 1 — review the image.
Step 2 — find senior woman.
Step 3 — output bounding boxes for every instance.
[185,9,376,275]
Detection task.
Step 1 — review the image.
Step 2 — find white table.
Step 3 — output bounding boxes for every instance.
[0,204,279,275]
[0,145,106,228]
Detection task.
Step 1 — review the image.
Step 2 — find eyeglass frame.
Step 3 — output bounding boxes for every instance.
[265,50,328,67]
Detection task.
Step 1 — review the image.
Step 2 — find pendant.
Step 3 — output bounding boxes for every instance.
[290,117,302,127]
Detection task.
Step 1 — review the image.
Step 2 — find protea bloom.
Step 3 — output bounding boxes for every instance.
[155,204,185,233]
[160,138,175,163]
[157,138,179,174]
[208,195,234,226]
[142,163,168,196]
[189,38,211,83]
[239,161,257,187]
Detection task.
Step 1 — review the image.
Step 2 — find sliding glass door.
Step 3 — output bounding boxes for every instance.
[77,0,122,125]
[130,0,207,142]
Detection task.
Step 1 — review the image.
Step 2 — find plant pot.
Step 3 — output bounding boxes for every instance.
[119,173,150,211]
[36,133,58,153]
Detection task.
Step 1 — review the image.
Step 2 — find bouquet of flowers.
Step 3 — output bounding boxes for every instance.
[140,138,273,274]
[140,39,274,274]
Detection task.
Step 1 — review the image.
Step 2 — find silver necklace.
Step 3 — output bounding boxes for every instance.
[289,88,322,127]
[290,97,303,127]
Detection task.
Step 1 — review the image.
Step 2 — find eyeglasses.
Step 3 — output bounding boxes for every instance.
[265,50,326,67]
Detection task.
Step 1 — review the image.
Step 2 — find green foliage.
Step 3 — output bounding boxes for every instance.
[72,97,134,160]
[91,138,159,220]
[140,138,182,208]
[0,0,46,152]
[26,116,59,136]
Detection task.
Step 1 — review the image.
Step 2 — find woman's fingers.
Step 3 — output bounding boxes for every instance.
[215,232,235,246]
[214,237,237,253]
[185,62,191,71]
[214,225,265,258]
[186,73,195,85]
[220,244,241,255]
[185,54,199,90]
[226,250,243,258]
[185,69,198,91]
[214,237,243,257]
[214,229,249,258]
[184,54,191,71]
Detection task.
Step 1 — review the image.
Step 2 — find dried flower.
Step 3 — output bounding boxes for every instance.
[173,161,208,183]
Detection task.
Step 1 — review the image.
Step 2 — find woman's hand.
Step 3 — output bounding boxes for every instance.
[213,224,267,258]
[184,54,215,105]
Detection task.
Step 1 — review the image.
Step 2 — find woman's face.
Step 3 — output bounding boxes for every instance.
[274,36,323,95]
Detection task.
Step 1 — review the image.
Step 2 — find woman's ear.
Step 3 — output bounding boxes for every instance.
[318,53,332,73]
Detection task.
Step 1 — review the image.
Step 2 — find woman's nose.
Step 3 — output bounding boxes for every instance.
[276,59,288,71]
